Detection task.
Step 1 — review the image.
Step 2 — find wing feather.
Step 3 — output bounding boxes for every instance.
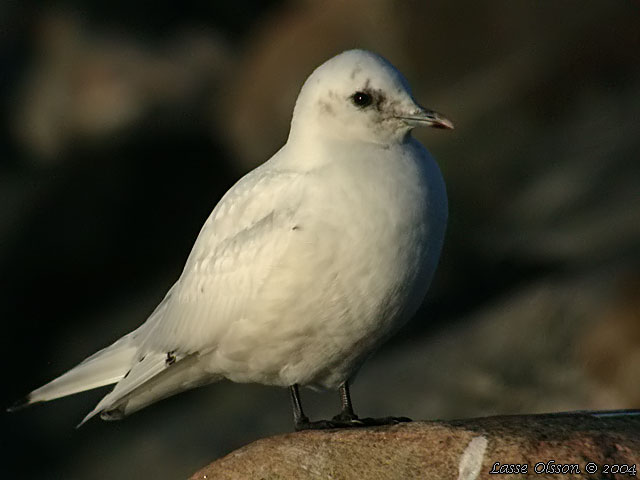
[136,164,306,355]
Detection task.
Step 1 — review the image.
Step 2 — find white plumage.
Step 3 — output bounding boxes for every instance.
[12,49,452,428]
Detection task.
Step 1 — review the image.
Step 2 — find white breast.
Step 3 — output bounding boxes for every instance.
[207,138,447,389]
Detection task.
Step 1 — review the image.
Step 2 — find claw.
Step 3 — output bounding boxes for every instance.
[295,415,412,430]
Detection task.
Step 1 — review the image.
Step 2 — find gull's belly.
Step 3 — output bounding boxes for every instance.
[212,148,446,389]
[213,213,427,388]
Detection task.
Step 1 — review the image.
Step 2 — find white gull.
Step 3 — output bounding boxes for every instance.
[11,49,452,430]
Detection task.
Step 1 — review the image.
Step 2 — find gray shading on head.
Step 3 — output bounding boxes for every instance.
[289,49,422,145]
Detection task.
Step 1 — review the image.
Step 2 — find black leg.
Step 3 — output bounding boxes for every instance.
[289,384,340,431]
[331,381,412,426]
[289,384,309,427]
[289,382,413,431]
[339,382,355,417]
[331,382,361,423]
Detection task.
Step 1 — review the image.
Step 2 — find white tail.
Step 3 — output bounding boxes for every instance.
[9,332,138,411]
[79,352,218,427]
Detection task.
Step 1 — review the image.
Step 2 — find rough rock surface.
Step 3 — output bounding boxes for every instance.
[191,411,639,480]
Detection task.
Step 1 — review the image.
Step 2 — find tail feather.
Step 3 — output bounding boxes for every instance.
[18,332,138,408]
[79,353,219,427]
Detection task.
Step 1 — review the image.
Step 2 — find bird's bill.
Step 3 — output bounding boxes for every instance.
[397,108,454,130]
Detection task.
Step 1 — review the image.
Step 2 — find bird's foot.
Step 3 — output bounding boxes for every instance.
[295,419,343,431]
[295,414,411,431]
[294,412,363,430]
[356,415,412,426]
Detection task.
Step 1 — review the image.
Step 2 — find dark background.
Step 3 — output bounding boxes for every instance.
[2,1,639,478]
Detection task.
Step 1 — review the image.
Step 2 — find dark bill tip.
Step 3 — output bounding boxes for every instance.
[397,109,454,130]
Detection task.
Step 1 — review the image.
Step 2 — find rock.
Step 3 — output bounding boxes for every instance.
[191,411,639,479]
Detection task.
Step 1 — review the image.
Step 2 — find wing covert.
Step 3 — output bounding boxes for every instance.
[137,165,306,355]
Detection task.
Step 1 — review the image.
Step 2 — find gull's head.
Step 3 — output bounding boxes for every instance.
[289,49,453,145]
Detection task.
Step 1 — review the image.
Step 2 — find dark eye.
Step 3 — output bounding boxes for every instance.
[351,91,372,108]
